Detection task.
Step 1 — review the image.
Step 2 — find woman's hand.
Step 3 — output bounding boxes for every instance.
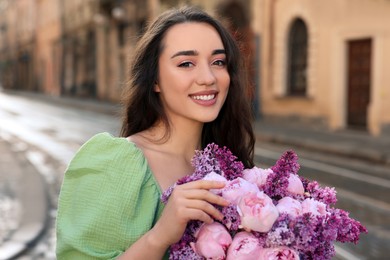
[150,180,229,248]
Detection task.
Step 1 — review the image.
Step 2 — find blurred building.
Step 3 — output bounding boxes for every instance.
[0,0,36,91]
[0,0,152,101]
[0,0,389,135]
[260,0,390,136]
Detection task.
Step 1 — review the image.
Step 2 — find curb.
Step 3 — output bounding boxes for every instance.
[0,137,49,260]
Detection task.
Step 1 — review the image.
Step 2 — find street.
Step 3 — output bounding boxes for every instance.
[0,91,389,259]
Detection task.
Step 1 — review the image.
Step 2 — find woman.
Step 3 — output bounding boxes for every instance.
[56,6,255,259]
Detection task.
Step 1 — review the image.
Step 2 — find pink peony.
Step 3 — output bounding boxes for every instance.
[287,174,304,195]
[203,172,228,194]
[276,197,302,217]
[258,246,300,260]
[222,177,259,205]
[226,231,262,260]
[242,166,273,188]
[237,191,279,232]
[301,198,328,216]
[190,222,232,259]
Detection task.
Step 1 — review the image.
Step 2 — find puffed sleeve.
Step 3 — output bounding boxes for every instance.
[56,133,165,259]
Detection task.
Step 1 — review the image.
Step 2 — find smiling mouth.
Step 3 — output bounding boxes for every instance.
[190,94,216,101]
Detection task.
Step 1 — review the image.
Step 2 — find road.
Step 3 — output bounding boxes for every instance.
[0,91,389,259]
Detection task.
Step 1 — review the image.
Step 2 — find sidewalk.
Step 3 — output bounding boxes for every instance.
[254,119,390,166]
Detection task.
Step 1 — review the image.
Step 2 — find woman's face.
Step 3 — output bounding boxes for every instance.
[155,22,230,126]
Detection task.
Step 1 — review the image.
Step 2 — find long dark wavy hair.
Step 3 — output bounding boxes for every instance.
[120,6,255,168]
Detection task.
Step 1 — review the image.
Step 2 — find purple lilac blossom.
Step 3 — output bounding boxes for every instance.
[306,181,338,205]
[213,145,244,180]
[263,150,301,199]
[265,213,296,247]
[161,143,244,202]
[221,204,241,231]
[191,143,223,177]
[169,242,203,260]
[271,150,300,176]
[161,184,175,204]
[263,171,290,199]
[331,208,367,243]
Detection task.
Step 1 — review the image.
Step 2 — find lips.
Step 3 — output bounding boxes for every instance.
[191,94,216,101]
[189,91,218,106]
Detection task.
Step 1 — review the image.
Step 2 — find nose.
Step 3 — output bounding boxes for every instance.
[196,63,216,86]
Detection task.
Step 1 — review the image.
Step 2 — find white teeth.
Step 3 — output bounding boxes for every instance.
[192,94,215,101]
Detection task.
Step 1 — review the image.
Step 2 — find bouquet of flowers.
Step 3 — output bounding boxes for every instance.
[161,144,367,260]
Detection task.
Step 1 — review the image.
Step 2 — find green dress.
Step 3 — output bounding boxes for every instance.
[56,133,168,259]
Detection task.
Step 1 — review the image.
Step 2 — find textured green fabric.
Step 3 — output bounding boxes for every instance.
[56,133,167,259]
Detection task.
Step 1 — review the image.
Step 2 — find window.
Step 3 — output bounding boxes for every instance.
[287,18,308,96]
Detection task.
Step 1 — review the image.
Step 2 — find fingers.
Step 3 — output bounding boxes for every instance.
[178,189,229,207]
[175,180,229,207]
[185,200,225,221]
[185,208,214,224]
[183,179,226,190]
[167,181,229,223]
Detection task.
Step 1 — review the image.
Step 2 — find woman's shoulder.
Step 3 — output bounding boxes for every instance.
[71,132,142,164]
[59,132,161,209]
[74,132,138,157]
[66,132,154,183]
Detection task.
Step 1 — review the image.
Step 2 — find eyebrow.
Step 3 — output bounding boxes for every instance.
[170,49,226,59]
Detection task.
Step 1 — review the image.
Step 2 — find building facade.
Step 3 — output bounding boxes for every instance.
[35,0,62,95]
[259,0,390,135]
[0,0,37,91]
[0,0,389,135]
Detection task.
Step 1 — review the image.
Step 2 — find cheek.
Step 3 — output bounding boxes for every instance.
[220,72,230,95]
[158,80,187,109]
[158,66,190,94]
[220,70,230,86]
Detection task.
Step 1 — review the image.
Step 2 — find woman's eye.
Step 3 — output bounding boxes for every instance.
[213,59,226,66]
[178,61,194,68]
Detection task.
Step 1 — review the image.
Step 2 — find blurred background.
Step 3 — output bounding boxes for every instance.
[0,0,389,259]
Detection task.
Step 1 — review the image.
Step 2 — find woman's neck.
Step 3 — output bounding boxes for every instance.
[144,119,203,162]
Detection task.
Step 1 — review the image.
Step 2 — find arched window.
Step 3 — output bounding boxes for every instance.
[287,18,308,96]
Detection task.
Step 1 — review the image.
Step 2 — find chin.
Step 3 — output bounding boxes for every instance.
[199,114,220,123]
[191,107,223,123]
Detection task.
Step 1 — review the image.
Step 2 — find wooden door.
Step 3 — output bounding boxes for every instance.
[347,39,372,128]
